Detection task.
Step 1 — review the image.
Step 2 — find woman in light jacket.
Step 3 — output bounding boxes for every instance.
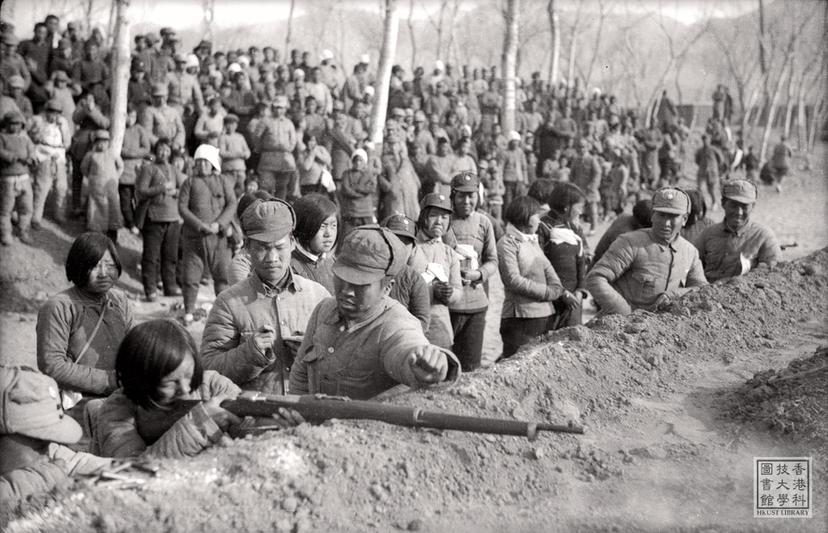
[497,196,571,360]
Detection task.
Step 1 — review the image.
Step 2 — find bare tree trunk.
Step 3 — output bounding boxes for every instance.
[84,0,95,36]
[407,0,416,71]
[584,0,607,88]
[758,0,769,112]
[284,0,296,61]
[547,0,560,84]
[202,0,215,41]
[795,74,808,151]
[759,60,790,163]
[106,0,116,47]
[501,0,520,132]
[109,0,130,157]
[808,97,825,152]
[782,55,797,138]
[370,0,400,145]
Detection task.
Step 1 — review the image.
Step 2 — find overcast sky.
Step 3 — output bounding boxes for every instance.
[2,0,765,34]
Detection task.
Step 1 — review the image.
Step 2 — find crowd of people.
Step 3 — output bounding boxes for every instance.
[1,15,789,504]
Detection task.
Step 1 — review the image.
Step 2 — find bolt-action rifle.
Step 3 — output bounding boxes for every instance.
[137,391,584,442]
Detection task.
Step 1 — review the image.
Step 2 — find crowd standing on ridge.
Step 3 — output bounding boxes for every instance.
[0,15,789,504]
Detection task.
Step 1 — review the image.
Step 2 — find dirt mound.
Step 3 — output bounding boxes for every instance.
[4,250,828,533]
[724,346,827,443]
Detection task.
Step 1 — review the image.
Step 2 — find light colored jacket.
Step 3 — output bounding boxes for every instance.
[498,224,564,319]
[201,271,330,393]
[586,228,707,315]
[90,370,240,458]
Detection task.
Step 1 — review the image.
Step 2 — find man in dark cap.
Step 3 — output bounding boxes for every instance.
[587,187,707,315]
[255,95,297,199]
[140,82,185,148]
[202,199,331,394]
[290,226,460,399]
[382,214,431,332]
[695,179,780,282]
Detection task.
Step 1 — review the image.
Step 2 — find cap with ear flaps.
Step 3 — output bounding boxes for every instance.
[333,226,406,285]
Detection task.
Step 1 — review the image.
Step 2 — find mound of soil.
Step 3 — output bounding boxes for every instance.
[725,346,827,443]
[5,250,828,533]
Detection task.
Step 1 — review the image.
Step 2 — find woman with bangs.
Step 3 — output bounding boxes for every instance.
[290,193,338,293]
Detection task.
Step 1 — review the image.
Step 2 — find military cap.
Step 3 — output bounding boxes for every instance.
[160,27,172,36]
[451,171,480,193]
[413,110,426,122]
[131,60,146,73]
[351,148,367,162]
[0,366,82,444]
[420,192,453,213]
[45,99,63,112]
[240,199,296,242]
[722,179,757,204]
[508,130,521,142]
[223,113,239,124]
[94,129,110,141]
[273,95,288,108]
[381,214,416,242]
[166,32,180,42]
[333,226,406,285]
[151,82,168,96]
[58,38,72,50]
[144,32,160,44]
[195,39,212,50]
[174,53,188,63]
[652,187,689,215]
[53,70,70,82]
[332,100,345,112]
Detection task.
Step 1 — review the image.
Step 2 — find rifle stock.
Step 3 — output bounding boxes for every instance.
[137,391,585,443]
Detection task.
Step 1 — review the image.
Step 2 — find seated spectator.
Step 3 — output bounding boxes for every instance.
[37,232,133,419]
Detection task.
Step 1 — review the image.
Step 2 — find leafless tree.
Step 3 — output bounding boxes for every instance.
[202,0,215,41]
[407,0,417,71]
[501,0,520,132]
[109,0,130,157]
[284,0,296,62]
[370,0,400,145]
[546,0,560,84]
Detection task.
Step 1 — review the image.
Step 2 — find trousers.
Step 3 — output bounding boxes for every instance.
[181,233,231,313]
[141,220,181,296]
[32,156,67,224]
[450,310,487,371]
[1,174,33,239]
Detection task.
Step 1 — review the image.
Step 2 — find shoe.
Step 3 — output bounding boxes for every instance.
[130,226,140,235]
[19,231,33,245]
[183,313,194,325]
[0,235,10,246]
[775,184,783,193]
[156,280,164,290]
[164,287,182,297]
[145,292,158,302]
[31,220,42,231]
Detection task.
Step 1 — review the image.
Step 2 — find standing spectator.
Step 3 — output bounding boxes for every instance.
[570,138,602,234]
[178,144,236,323]
[19,22,51,112]
[0,33,32,93]
[28,99,70,229]
[297,132,333,197]
[291,193,338,293]
[80,130,122,242]
[695,134,722,211]
[410,193,463,350]
[501,131,529,209]
[46,70,76,131]
[498,195,565,359]
[218,114,250,197]
[118,105,151,232]
[443,172,499,370]
[69,90,109,216]
[6,75,33,120]
[537,183,589,328]
[136,138,185,300]
[338,149,376,235]
[768,134,792,192]
[322,100,357,184]
[0,110,36,245]
[380,120,420,220]
[140,82,185,148]
[36,232,133,417]
[193,94,226,143]
[72,42,109,111]
[425,137,455,197]
[256,95,297,199]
